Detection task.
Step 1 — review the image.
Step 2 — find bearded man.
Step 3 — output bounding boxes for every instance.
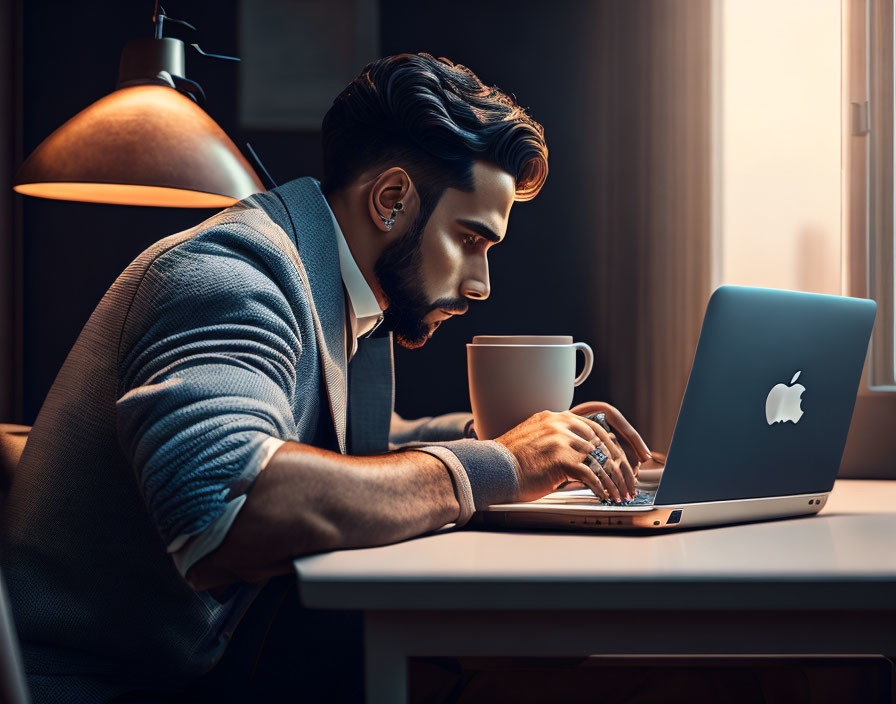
[0,53,650,701]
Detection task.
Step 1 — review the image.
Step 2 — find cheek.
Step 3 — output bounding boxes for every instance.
[420,232,464,293]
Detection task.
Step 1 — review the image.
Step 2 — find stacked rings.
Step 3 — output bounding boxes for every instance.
[590,446,609,467]
[587,412,611,467]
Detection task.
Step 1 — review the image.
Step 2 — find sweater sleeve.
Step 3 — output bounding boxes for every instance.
[115,226,302,551]
[389,411,474,445]
[400,439,521,516]
[390,413,520,518]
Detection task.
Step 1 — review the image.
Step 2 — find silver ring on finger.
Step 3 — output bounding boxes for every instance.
[587,412,612,434]
[589,444,609,468]
[585,458,612,496]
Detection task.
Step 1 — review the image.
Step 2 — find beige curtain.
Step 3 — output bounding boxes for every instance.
[585,0,713,451]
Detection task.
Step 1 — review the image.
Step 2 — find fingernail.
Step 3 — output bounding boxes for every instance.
[625,493,632,501]
[615,497,621,504]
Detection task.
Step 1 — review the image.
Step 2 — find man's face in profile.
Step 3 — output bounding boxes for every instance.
[375,161,516,348]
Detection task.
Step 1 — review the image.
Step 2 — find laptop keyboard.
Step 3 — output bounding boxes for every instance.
[539,488,657,507]
[599,490,656,507]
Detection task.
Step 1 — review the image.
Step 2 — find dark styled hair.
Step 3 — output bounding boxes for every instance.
[320,53,548,206]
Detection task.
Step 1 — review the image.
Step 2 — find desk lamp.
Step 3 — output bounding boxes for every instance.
[12,5,265,207]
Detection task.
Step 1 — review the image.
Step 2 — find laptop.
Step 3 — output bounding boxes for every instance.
[482,285,877,531]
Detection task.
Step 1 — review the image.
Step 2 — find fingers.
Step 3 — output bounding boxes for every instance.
[600,431,637,496]
[609,432,640,478]
[582,454,623,502]
[566,430,621,502]
[575,414,623,462]
[601,405,652,464]
[557,411,637,501]
[568,461,610,500]
[619,453,638,496]
[565,416,600,448]
[563,430,598,456]
[608,452,637,499]
[569,401,605,417]
[574,415,635,497]
[595,461,623,502]
[571,402,652,463]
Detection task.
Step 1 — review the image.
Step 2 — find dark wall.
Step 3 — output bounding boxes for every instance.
[19,0,322,423]
[19,1,682,438]
[1,0,23,423]
[382,1,608,421]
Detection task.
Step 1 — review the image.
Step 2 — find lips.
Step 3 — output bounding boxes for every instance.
[440,308,468,318]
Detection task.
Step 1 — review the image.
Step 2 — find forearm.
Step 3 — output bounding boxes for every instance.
[186,441,459,590]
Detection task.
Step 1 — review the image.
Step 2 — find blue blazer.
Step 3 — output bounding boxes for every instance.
[0,177,518,701]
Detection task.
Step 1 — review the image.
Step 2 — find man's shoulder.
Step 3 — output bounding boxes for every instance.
[115,202,314,367]
[126,199,299,289]
[168,199,297,261]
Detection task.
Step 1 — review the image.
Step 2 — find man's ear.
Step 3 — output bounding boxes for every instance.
[367,167,419,233]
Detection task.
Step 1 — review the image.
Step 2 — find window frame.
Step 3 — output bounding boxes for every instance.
[838,0,896,478]
[865,0,896,389]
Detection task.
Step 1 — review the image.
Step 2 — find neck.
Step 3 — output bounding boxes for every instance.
[326,186,389,311]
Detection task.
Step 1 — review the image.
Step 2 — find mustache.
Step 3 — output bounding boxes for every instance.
[430,298,469,315]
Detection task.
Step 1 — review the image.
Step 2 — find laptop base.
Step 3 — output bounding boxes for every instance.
[481,491,830,531]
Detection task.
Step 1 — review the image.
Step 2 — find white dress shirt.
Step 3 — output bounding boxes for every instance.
[330,205,385,357]
[169,197,384,576]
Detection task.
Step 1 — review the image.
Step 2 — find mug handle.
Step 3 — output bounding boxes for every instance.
[573,342,594,387]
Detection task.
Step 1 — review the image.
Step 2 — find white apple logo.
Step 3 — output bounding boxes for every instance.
[765,371,806,425]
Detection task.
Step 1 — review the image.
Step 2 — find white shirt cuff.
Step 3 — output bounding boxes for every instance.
[167,436,286,577]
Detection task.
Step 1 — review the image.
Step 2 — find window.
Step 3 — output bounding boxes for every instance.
[715,0,895,391]
[713,0,842,297]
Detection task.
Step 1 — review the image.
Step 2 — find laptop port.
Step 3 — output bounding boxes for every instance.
[666,509,683,525]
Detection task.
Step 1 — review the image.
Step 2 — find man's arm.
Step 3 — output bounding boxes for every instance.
[115,224,518,593]
[185,443,459,590]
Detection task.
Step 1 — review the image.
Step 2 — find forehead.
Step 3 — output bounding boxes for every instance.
[432,161,516,236]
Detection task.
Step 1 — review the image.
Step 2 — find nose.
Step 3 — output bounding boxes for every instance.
[461,258,491,301]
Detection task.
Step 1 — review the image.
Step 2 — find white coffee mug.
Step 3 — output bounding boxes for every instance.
[466,335,594,440]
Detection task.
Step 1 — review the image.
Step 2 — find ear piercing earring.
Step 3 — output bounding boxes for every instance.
[380,201,403,230]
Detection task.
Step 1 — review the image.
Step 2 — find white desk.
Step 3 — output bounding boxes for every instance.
[293,480,896,703]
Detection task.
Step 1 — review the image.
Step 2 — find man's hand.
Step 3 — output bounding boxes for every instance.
[571,401,652,477]
[494,410,639,503]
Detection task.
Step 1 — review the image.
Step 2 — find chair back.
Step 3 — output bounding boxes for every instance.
[0,424,30,701]
[0,566,28,703]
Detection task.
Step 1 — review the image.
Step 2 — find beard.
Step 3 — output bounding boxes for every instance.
[374,209,467,349]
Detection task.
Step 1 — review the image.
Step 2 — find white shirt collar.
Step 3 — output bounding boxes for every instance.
[322,196,384,360]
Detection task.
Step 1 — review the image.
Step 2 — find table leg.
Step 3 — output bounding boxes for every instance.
[365,612,409,704]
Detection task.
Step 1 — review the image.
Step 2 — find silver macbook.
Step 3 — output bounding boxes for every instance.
[482,286,877,531]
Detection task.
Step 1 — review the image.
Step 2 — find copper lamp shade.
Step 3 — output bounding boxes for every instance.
[13,84,265,208]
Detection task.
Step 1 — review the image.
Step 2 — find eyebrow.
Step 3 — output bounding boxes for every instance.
[457,218,503,243]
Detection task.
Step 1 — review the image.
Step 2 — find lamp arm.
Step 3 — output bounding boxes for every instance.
[245,143,278,190]
[190,44,240,63]
[154,5,197,39]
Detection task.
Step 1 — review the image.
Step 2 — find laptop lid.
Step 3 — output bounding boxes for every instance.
[653,286,876,506]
